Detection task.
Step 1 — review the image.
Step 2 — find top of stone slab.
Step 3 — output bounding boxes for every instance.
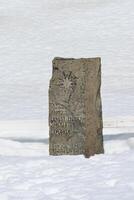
[53,57,101,62]
[52,57,101,71]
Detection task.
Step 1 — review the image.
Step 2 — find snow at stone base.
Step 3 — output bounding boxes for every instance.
[0,148,134,200]
[0,126,134,200]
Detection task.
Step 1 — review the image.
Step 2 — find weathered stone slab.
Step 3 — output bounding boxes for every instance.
[49,57,104,157]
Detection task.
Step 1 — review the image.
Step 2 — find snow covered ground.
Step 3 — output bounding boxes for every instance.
[0,123,134,200]
[0,150,134,200]
[0,125,133,198]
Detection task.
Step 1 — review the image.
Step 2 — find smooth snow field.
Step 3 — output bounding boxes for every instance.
[0,0,134,199]
[0,126,134,200]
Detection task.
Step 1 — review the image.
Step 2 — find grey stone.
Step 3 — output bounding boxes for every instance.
[49,57,104,157]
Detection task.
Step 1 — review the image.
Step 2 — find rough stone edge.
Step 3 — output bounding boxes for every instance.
[84,58,104,157]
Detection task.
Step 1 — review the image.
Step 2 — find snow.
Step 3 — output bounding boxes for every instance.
[0,154,132,199]
[0,0,134,199]
[0,120,47,139]
[0,125,133,199]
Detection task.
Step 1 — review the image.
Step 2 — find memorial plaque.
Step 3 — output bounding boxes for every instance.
[49,57,104,157]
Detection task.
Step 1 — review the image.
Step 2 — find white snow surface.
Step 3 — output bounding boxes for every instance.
[0,150,134,200]
[0,124,134,199]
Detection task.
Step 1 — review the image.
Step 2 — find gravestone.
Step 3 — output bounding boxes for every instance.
[49,57,104,157]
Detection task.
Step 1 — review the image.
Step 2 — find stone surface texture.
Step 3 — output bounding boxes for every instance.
[49,57,104,157]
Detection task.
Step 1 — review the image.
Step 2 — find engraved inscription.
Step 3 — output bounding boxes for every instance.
[49,143,85,155]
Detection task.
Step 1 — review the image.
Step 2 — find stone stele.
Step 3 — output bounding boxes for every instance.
[49,57,104,157]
